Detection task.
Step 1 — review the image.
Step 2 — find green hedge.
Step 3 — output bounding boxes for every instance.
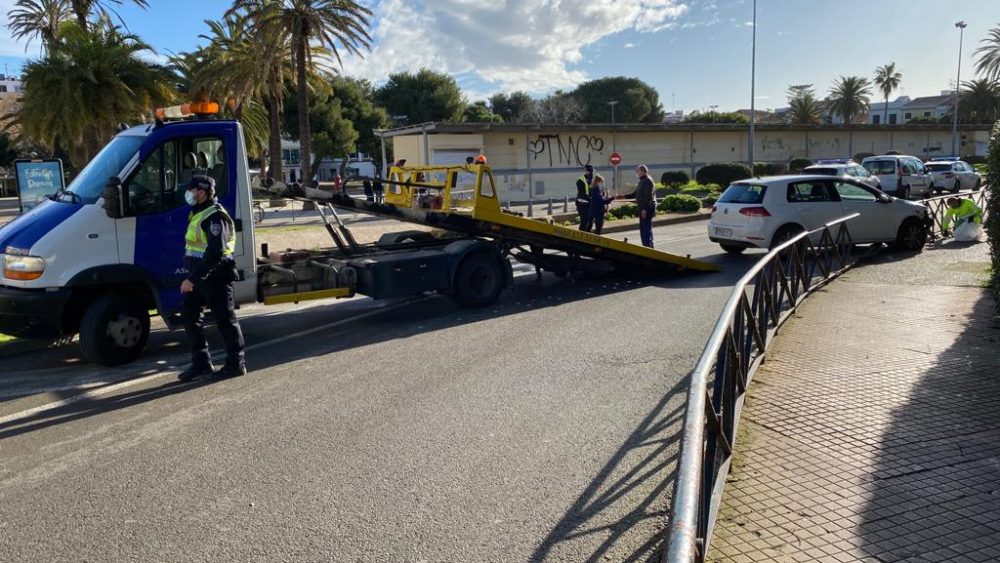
[789,158,813,172]
[657,194,702,213]
[695,163,752,186]
[753,162,787,177]
[853,152,875,163]
[660,170,690,187]
[986,122,1000,313]
[608,203,639,220]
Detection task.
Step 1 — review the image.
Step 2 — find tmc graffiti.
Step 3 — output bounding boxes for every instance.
[529,134,605,168]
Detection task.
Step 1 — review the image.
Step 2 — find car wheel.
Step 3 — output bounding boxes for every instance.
[891,218,928,253]
[975,178,982,190]
[769,225,804,252]
[451,251,506,307]
[719,243,746,255]
[79,294,151,366]
[953,180,961,194]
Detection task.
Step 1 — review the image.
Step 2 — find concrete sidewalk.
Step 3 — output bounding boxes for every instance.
[709,241,1000,562]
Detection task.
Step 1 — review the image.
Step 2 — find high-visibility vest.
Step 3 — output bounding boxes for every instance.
[185,204,235,258]
[577,176,591,203]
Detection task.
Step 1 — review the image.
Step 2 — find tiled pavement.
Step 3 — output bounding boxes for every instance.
[709,242,1000,563]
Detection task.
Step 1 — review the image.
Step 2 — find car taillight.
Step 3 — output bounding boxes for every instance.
[739,206,771,217]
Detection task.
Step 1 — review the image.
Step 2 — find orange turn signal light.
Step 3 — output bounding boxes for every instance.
[4,270,42,281]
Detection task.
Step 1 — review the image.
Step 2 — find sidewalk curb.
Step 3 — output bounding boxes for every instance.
[601,212,710,234]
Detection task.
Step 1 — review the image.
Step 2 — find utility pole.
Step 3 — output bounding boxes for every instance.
[748,0,758,172]
[951,21,967,157]
[608,100,619,193]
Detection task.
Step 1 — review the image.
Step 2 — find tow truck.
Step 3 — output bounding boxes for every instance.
[0,106,718,366]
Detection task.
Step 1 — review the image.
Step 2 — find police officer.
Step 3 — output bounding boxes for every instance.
[576,164,594,231]
[178,175,246,382]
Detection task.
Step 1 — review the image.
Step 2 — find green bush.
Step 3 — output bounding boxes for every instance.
[853,152,875,163]
[753,162,787,177]
[701,195,719,208]
[695,163,752,186]
[657,194,702,214]
[789,158,813,172]
[962,154,987,165]
[655,186,680,198]
[985,122,1000,313]
[608,203,639,220]
[660,170,690,187]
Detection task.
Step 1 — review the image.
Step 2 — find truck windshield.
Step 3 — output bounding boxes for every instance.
[64,135,144,204]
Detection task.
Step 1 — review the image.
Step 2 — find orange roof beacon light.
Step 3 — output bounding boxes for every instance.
[154,101,222,121]
[473,154,487,164]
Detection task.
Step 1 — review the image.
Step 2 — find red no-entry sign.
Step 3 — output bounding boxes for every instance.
[609,152,622,166]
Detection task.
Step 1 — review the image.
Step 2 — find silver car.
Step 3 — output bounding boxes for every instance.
[802,163,881,190]
[926,160,982,194]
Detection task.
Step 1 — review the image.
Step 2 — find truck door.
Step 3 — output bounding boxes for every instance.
[118,132,237,316]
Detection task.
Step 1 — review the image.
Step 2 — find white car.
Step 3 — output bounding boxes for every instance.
[861,155,934,199]
[708,175,929,254]
[926,160,982,194]
[802,162,881,189]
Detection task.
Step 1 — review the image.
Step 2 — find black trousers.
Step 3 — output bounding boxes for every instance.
[182,278,245,369]
[577,202,590,231]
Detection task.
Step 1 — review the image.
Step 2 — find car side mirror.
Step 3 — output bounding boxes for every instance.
[877,194,892,203]
[102,176,124,219]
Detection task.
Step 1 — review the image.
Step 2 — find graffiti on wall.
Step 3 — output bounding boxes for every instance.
[529,134,605,167]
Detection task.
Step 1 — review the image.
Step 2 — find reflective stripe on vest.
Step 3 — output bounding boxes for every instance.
[577,176,590,204]
[185,204,235,258]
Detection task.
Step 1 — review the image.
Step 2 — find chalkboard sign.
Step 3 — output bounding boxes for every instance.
[14,159,65,212]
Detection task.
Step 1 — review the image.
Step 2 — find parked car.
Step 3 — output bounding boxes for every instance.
[708,175,929,254]
[861,155,934,199]
[802,162,881,189]
[925,160,982,193]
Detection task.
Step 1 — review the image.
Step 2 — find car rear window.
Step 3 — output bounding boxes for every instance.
[805,167,837,175]
[926,163,953,171]
[864,160,896,174]
[719,183,767,204]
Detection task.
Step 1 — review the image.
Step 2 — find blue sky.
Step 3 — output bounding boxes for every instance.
[2,0,1000,114]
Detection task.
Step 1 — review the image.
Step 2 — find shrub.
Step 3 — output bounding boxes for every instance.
[961,154,987,165]
[985,122,1000,314]
[657,194,702,214]
[701,195,719,208]
[608,203,639,220]
[753,162,787,177]
[789,158,813,172]
[885,149,901,155]
[655,186,680,198]
[695,163,752,186]
[853,152,875,163]
[660,170,690,187]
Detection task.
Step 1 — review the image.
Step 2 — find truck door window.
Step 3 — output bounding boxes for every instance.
[125,136,226,215]
[479,172,495,198]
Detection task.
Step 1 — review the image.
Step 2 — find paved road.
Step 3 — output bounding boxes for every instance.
[0,221,760,562]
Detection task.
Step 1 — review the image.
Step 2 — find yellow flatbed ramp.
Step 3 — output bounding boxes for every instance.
[322,164,720,274]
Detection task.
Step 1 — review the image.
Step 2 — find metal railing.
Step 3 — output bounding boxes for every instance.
[664,214,859,563]
[922,187,989,239]
[503,197,571,217]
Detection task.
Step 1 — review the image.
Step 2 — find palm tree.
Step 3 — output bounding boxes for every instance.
[786,84,821,124]
[232,0,372,186]
[873,63,902,125]
[67,0,148,30]
[974,25,1000,81]
[7,0,73,52]
[827,76,872,124]
[14,24,174,167]
[959,78,1000,123]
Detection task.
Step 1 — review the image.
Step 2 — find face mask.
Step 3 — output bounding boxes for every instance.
[184,191,198,206]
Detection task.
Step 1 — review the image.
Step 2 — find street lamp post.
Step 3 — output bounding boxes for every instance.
[749,0,758,172]
[608,100,619,193]
[951,21,967,157]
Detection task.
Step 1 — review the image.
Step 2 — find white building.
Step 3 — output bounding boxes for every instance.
[898,93,953,122]
[867,96,911,125]
[0,76,22,98]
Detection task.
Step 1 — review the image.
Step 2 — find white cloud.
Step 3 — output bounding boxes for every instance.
[341,0,688,94]
[624,42,637,48]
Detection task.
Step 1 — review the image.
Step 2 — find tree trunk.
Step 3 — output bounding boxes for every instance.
[267,88,283,184]
[72,1,88,30]
[884,97,889,125]
[295,37,312,187]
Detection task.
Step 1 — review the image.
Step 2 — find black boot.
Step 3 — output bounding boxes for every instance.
[213,363,247,380]
[178,362,215,382]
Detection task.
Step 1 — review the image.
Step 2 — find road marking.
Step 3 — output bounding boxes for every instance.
[0,298,427,428]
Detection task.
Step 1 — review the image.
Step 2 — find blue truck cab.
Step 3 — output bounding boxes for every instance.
[0,120,258,365]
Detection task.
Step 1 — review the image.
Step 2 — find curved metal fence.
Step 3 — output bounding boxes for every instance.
[664,214,859,563]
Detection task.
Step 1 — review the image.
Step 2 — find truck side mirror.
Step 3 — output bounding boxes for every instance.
[102,176,124,219]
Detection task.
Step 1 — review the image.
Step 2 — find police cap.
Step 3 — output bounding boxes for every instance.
[185,175,216,198]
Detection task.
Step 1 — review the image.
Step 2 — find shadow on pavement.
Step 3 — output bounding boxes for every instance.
[857,292,1000,561]
[530,377,689,563]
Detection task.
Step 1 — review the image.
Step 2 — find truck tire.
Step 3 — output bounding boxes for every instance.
[79,294,150,366]
[452,252,505,307]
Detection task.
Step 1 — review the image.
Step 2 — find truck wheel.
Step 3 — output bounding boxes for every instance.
[79,294,150,366]
[452,252,505,307]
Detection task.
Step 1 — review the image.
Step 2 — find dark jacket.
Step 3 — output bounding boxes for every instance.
[185,200,236,284]
[636,176,655,209]
[590,184,611,209]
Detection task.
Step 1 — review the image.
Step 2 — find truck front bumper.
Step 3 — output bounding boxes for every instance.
[0,285,71,339]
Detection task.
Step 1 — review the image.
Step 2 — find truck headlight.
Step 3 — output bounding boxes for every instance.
[2,254,46,281]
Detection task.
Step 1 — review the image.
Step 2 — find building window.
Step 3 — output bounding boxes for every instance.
[923,111,931,117]
[889,114,897,124]
[0,85,7,93]
[873,115,881,125]
[904,113,912,120]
